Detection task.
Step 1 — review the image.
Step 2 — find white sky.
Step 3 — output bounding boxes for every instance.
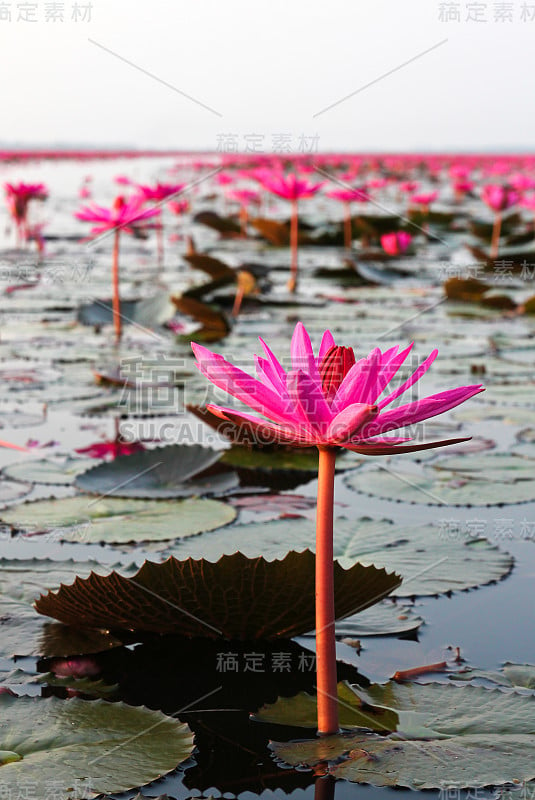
[2,0,534,152]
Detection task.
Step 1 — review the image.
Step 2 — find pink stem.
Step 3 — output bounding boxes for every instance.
[491,212,502,261]
[112,229,122,343]
[315,445,339,735]
[344,203,352,251]
[289,199,299,293]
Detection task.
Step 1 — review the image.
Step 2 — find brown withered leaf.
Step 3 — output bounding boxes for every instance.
[35,551,401,640]
[183,253,236,282]
[171,295,230,341]
[250,217,291,246]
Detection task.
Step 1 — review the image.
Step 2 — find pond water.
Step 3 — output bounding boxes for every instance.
[0,153,534,800]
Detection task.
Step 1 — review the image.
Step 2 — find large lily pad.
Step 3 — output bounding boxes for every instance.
[334,601,424,637]
[268,681,535,788]
[164,517,513,597]
[74,444,238,498]
[35,551,401,640]
[0,694,194,799]
[345,454,535,506]
[0,555,135,657]
[0,496,236,544]
[452,662,535,690]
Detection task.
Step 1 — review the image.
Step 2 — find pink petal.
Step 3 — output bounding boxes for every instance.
[287,369,333,432]
[377,348,438,409]
[291,322,322,384]
[192,343,296,426]
[344,436,472,455]
[207,405,316,446]
[327,403,378,444]
[361,385,485,437]
[318,330,336,360]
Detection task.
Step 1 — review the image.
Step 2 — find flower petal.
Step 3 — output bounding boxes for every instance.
[287,369,334,432]
[206,405,316,446]
[378,348,438,410]
[344,436,472,455]
[291,322,321,383]
[360,385,485,437]
[327,403,378,444]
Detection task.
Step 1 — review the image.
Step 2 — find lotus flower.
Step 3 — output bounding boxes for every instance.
[481,184,520,259]
[75,196,160,342]
[4,182,48,244]
[192,323,483,735]
[380,231,412,256]
[257,173,323,291]
[481,184,520,213]
[192,322,483,455]
[410,191,438,208]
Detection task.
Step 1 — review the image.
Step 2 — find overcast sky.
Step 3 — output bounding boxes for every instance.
[2,0,534,152]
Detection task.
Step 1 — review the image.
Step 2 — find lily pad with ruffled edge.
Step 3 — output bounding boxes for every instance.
[345,454,535,506]
[74,444,238,499]
[0,694,194,800]
[263,681,535,789]
[162,517,512,598]
[334,601,424,638]
[0,554,137,657]
[451,662,535,690]
[0,496,236,545]
[34,551,401,640]
[3,457,97,486]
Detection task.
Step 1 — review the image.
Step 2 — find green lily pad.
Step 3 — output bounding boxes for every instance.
[451,662,535,690]
[0,694,194,799]
[0,496,236,544]
[345,454,535,506]
[0,555,135,656]
[35,551,401,640]
[0,479,31,503]
[269,681,535,788]
[164,517,512,597]
[3,457,97,486]
[74,444,238,498]
[334,601,424,637]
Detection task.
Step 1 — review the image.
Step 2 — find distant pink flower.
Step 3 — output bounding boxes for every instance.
[75,195,160,236]
[381,231,412,256]
[399,181,419,193]
[481,184,520,212]
[168,199,189,215]
[453,180,474,194]
[137,182,185,203]
[75,440,145,460]
[227,189,261,206]
[258,172,323,201]
[192,321,483,454]
[215,172,234,186]
[4,182,48,242]
[410,192,438,206]
[114,175,131,185]
[326,187,370,203]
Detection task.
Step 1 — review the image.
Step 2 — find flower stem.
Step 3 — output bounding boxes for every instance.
[288,199,299,293]
[112,228,122,343]
[315,446,339,735]
[344,203,352,251]
[491,212,502,260]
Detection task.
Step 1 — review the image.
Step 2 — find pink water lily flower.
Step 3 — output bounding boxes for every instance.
[257,173,324,291]
[192,322,483,736]
[137,182,185,203]
[481,184,520,213]
[410,191,438,207]
[4,181,48,244]
[326,186,370,250]
[192,322,483,456]
[380,231,412,256]
[75,196,159,236]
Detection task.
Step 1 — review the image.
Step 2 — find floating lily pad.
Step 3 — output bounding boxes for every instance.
[268,681,535,788]
[35,551,401,640]
[0,694,194,799]
[74,444,238,499]
[0,555,135,657]
[3,457,96,486]
[0,479,31,503]
[164,517,512,597]
[345,454,535,505]
[451,662,535,690]
[0,496,236,544]
[334,601,424,637]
